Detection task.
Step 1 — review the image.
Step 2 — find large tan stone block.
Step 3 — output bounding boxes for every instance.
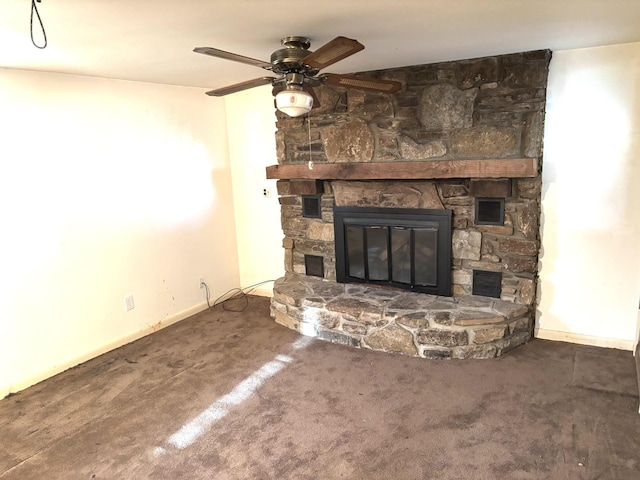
[321,119,374,163]
[450,125,519,159]
[365,325,417,356]
[307,222,334,242]
[472,326,508,344]
[452,230,482,260]
[399,136,447,160]
[418,84,477,131]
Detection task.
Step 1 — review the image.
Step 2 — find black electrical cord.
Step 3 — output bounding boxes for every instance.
[204,280,275,313]
[30,0,47,49]
[203,282,212,308]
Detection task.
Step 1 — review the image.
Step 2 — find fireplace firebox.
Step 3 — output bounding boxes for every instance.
[334,206,452,296]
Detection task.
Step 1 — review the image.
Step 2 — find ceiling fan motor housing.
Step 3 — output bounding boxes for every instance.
[270,36,318,76]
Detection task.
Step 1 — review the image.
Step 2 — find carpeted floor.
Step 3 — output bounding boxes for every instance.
[1,295,639,479]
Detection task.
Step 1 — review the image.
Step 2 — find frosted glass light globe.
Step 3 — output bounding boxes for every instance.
[275,89,313,117]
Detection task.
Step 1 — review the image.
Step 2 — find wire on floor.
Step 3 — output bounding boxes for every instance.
[201,280,275,312]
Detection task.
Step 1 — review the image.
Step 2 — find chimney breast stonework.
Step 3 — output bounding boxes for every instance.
[270,50,551,359]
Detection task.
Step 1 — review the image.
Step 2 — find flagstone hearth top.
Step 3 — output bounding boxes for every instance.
[270,274,532,359]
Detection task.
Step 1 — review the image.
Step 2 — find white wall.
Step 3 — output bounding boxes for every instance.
[226,86,284,295]
[0,69,240,396]
[537,42,640,349]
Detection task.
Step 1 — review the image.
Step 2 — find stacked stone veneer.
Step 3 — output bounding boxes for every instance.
[272,274,530,359]
[270,50,550,358]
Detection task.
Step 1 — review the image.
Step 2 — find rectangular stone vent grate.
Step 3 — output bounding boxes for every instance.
[472,270,502,298]
[304,255,324,278]
[475,198,505,225]
[302,196,322,218]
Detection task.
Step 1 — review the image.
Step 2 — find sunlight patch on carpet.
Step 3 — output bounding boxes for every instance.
[158,336,313,452]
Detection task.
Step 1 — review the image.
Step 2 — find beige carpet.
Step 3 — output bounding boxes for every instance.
[1,295,639,479]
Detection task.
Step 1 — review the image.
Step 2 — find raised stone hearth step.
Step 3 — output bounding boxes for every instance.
[271,274,532,359]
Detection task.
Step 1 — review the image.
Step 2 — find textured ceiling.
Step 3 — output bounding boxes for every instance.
[1,0,640,91]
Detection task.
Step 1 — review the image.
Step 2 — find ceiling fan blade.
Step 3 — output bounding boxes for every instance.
[194,47,273,70]
[319,73,402,94]
[205,77,277,96]
[303,36,364,70]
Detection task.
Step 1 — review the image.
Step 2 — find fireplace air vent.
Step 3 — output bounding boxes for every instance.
[472,270,502,298]
[475,198,505,225]
[302,196,322,218]
[304,254,324,278]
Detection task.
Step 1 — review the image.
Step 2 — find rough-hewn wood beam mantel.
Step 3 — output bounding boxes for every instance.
[266,158,538,180]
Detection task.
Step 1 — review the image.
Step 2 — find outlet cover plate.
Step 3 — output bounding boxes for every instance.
[125,295,135,311]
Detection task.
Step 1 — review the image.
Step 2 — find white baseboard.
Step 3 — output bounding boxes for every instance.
[249,287,274,298]
[534,328,635,351]
[1,301,210,399]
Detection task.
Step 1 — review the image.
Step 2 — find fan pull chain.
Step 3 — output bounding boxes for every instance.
[307,115,314,170]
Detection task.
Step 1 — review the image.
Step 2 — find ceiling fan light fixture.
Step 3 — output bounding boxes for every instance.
[275,87,313,117]
[195,36,402,111]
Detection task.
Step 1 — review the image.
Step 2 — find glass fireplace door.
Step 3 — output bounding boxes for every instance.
[335,207,451,296]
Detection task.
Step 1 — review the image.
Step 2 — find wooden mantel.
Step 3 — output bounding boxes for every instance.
[266,158,538,180]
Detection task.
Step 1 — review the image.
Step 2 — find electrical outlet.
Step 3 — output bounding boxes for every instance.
[263,187,271,198]
[124,295,135,311]
[199,277,205,289]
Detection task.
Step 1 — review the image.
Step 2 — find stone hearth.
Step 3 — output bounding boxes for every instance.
[272,274,531,359]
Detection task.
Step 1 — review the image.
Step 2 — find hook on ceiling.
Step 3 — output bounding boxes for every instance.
[31,0,48,49]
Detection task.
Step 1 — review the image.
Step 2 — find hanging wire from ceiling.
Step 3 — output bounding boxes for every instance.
[30,0,47,49]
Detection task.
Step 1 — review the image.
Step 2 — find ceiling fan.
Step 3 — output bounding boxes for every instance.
[193,36,402,117]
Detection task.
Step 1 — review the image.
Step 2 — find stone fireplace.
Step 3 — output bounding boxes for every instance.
[267,50,550,359]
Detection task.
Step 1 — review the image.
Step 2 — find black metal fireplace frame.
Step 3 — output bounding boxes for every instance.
[334,206,452,296]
